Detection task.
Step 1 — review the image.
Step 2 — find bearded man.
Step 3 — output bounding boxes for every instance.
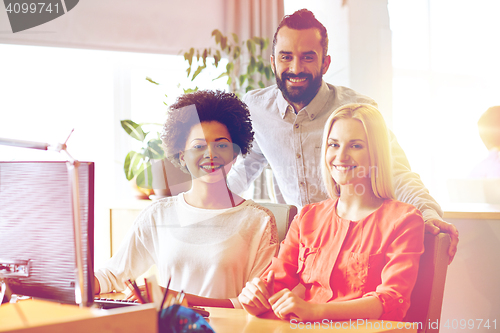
[227,9,458,261]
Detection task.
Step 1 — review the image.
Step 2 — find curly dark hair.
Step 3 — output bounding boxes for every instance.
[273,9,329,62]
[161,90,254,173]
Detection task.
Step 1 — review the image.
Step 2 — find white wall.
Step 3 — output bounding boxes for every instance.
[0,0,225,55]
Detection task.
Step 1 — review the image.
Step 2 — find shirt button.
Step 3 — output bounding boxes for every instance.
[296,154,301,159]
[294,124,299,129]
[399,299,404,304]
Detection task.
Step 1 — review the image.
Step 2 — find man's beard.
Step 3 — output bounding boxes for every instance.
[276,71,323,107]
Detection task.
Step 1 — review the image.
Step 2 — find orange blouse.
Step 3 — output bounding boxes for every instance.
[262,198,425,321]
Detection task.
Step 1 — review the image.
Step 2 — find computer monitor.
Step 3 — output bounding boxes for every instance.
[0,161,94,306]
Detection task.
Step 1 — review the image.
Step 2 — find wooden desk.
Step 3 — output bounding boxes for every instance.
[1,295,416,333]
[98,293,416,332]
[206,307,418,332]
[0,299,157,333]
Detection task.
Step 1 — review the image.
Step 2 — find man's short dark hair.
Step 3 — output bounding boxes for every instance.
[272,9,329,61]
[161,90,254,173]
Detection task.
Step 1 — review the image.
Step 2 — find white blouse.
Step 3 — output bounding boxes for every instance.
[95,193,278,300]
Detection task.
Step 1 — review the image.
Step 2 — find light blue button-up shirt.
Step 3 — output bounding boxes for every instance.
[227,81,443,221]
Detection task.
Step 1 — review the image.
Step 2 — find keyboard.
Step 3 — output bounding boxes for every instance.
[94,297,139,309]
[93,297,210,317]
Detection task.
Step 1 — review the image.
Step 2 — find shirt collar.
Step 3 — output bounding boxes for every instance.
[277,80,330,120]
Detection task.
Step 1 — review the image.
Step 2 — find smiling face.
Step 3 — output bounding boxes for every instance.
[325,118,371,187]
[179,121,236,184]
[271,27,331,111]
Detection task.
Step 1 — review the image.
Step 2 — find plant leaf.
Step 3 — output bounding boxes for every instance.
[124,151,144,180]
[183,87,199,94]
[145,77,159,85]
[121,120,146,141]
[213,72,228,81]
[252,36,263,49]
[191,65,206,81]
[233,46,241,60]
[239,74,247,86]
[258,80,265,88]
[214,50,221,67]
[246,39,256,55]
[184,48,194,66]
[212,29,222,45]
[144,139,165,160]
[202,49,208,66]
[232,33,239,44]
[247,57,256,75]
[246,85,254,93]
[263,38,269,50]
[257,60,264,72]
[264,66,272,80]
[221,36,227,50]
[136,163,153,189]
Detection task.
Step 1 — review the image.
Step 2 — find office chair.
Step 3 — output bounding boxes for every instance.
[404,232,451,333]
[258,202,297,243]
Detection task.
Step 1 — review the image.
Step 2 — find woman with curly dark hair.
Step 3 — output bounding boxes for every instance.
[95,90,278,308]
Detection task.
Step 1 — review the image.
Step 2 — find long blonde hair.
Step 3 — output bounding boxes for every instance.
[320,103,395,199]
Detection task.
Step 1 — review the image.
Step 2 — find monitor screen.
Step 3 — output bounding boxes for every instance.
[0,161,94,306]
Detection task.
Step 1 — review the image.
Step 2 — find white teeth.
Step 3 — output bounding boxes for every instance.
[335,165,355,171]
[201,165,222,171]
[288,77,306,83]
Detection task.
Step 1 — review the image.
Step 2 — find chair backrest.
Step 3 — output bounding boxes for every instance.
[404,232,451,333]
[258,202,297,243]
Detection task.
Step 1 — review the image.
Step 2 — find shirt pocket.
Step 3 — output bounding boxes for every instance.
[366,252,385,289]
[346,252,384,293]
[297,242,320,284]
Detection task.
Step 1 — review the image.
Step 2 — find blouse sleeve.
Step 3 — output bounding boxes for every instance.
[261,211,303,293]
[363,207,425,321]
[95,209,157,293]
[246,212,279,281]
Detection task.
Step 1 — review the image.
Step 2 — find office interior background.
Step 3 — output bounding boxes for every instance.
[1,0,499,327]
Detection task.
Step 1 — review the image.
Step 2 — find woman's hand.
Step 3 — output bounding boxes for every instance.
[238,271,275,316]
[269,288,316,321]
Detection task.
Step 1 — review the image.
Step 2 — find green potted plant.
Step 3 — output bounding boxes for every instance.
[121,119,164,197]
[121,29,274,198]
[181,29,274,96]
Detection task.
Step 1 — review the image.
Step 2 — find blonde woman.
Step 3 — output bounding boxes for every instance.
[238,103,424,321]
